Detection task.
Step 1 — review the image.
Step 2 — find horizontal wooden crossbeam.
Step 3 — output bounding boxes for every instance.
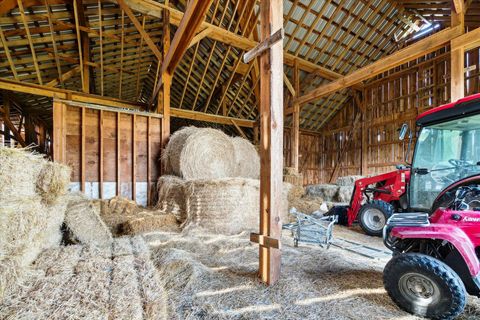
[170,108,255,128]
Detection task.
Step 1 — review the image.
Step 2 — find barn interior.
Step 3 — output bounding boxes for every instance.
[1,0,480,319]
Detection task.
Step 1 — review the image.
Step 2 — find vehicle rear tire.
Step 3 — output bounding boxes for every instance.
[383,253,466,320]
[358,200,393,236]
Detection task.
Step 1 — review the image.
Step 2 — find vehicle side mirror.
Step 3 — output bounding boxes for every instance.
[399,123,409,141]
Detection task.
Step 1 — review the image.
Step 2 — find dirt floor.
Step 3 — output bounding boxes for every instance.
[144,225,480,320]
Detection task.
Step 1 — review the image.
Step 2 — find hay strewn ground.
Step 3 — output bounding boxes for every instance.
[0,237,167,320]
[145,230,480,320]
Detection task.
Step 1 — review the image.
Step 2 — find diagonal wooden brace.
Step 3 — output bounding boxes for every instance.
[243,28,284,64]
[250,233,281,249]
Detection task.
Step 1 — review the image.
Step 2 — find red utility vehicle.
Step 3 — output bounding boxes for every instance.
[334,169,411,236]
[383,93,480,319]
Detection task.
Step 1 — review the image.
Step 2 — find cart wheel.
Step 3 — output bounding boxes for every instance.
[384,253,466,319]
[358,200,393,236]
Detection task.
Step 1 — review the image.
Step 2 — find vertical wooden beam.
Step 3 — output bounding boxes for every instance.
[258,0,283,285]
[159,8,171,168]
[99,110,104,199]
[116,112,121,196]
[450,0,465,101]
[450,0,465,102]
[291,59,300,172]
[52,99,65,162]
[81,107,86,192]
[118,10,125,99]
[451,47,465,101]
[98,0,104,96]
[147,116,151,206]
[132,114,136,201]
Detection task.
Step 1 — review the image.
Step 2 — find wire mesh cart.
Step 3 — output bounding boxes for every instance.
[282,208,337,248]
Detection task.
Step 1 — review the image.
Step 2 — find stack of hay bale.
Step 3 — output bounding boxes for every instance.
[306,175,364,206]
[0,147,70,301]
[157,126,290,235]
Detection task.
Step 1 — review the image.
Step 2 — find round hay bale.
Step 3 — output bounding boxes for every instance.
[36,161,71,204]
[166,127,236,180]
[156,175,187,222]
[182,179,289,235]
[231,137,260,179]
[183,178,260,235]
[164,126,199,176]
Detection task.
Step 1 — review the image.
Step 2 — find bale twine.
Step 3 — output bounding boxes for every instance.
[36,161,71,204]
[231,137,260,179]
[0,147,44,201]
[166,127,236,180]
[156,175,187,222]
[65,193,113,247]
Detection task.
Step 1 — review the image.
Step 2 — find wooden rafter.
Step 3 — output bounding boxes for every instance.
[109,0,348,82]
[150,0,213,104]
[116,0,162,61]
[295,25,464,106]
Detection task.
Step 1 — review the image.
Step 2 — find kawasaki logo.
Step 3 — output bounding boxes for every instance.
[463,217,480,222]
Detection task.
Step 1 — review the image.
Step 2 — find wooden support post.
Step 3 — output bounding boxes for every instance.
[291,59,300,172]
[256,0,283,285]
[116,112,121,196]
[99,110,104,199]
[132,114,136,201]
[159,8,171,173]
[147,116,151,206]
[451,46,465,101]
[450,0,465,101]
[81,107,85,192]
[52,99,65,162]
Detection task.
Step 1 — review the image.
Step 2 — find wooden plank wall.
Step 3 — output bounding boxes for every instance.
[54,101,162,206]
[288,46,480,185]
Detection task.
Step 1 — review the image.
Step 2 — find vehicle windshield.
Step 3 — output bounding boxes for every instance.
[411,113,480,210]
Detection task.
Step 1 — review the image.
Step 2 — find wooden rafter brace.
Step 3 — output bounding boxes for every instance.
[150,0,214,106]
[248,0,283,286]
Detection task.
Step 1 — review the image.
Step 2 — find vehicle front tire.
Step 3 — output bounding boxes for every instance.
[358,200,393,236]
[383,253,466,320]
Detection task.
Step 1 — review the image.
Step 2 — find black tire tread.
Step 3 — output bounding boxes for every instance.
[358,200,394,236]
[383,253,466,320]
